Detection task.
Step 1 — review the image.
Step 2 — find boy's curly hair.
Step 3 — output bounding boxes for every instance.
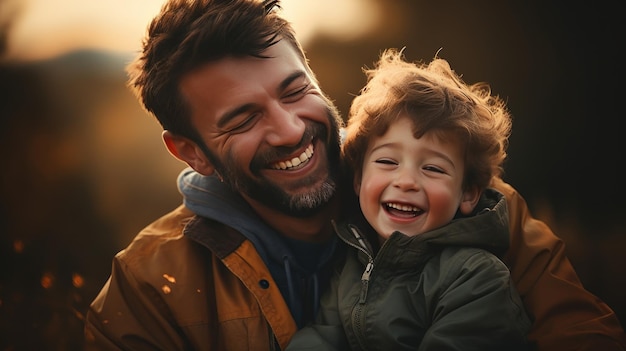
[342,48,512,191]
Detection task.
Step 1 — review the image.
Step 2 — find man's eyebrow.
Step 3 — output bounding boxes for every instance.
[216,71,307,128]
[278,71,306,92]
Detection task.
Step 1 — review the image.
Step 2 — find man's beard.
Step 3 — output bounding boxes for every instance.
[209,115,342,217]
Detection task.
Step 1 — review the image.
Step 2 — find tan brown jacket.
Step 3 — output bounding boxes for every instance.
[85,206,296,351]
[85,178,626,350]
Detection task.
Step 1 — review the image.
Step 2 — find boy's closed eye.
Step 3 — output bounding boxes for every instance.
[423,165,446,174]
[374,158,397,165]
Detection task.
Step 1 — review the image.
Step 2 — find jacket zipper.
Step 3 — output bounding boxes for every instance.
[344,225,375,303]
[359,261,374,304]
[345,225,375,349]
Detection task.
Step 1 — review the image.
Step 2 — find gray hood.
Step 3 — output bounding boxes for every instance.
[177,167,338,328]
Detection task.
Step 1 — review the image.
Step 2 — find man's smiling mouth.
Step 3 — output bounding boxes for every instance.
[271,144,314,170]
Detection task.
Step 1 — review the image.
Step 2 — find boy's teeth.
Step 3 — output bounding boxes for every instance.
[387,203,419,212]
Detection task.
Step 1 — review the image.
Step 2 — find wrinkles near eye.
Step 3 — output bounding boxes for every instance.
[224,114,259,134]
[283,85,310,101]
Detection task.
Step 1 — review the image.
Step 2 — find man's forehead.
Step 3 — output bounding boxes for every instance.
[178,40,311,124]
[182,40,307,88]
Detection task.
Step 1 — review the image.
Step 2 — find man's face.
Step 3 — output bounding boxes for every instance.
[179,40,342,217]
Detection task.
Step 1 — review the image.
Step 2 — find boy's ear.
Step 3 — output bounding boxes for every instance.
[162,130,215,176]
[353,173,362,196]
[459,185,481,215]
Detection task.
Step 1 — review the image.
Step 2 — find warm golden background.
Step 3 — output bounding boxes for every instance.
[1,0,624,349]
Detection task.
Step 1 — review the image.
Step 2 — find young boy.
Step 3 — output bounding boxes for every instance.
[286,49,531,350]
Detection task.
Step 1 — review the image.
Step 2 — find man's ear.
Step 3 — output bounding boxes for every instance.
[162,130,215,176]
[459,185,481,215]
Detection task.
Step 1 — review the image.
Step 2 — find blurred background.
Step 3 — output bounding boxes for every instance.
[1,0,624,349]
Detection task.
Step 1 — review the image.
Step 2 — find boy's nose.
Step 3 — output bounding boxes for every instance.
[393,167,420,191]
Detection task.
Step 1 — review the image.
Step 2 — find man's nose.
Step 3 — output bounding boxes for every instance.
[264,103,305,146]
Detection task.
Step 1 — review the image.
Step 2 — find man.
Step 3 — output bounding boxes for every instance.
[84,0,626,350]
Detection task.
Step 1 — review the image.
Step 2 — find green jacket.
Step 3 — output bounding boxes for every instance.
[287,189,531,350]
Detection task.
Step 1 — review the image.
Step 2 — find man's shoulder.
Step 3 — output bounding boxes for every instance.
[116,205,199,264]
[117,204,247,266]
[111,205,219,286]
[143,204,196,233]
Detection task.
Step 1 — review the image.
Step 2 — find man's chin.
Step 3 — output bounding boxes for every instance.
[286,180,337,215]
[243,179,336,217]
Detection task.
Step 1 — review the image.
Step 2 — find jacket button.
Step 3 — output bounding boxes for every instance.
[259,279,270,289]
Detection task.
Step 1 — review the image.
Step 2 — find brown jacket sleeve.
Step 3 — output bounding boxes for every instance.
[492,177,626,351]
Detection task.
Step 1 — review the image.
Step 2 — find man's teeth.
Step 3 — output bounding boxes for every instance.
[272,144,314,170]
[386,203,419,212]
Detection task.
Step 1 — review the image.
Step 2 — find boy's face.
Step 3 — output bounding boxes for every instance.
[174,40,342,216]
[356,116,477,240]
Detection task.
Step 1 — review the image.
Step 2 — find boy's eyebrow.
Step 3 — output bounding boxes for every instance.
[216,71,306,128]
[429,149,456,168]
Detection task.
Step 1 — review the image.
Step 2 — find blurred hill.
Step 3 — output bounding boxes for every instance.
[1,0,625,349]
[0,50,184,350]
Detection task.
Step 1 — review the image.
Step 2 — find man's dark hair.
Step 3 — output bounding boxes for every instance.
[128,0,309,145]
